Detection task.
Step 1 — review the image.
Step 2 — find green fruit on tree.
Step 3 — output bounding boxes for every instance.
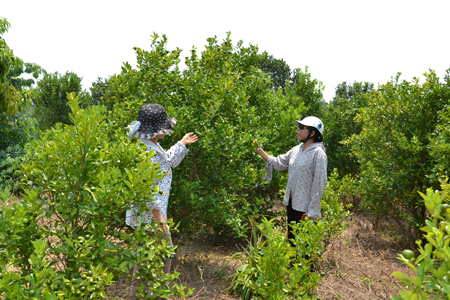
[402,249,414,260]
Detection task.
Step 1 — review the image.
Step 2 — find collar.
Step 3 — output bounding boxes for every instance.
[139,138,167,159]
[300,142,324,152]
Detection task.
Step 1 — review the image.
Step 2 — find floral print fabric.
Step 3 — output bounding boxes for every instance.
[125,139,188,227]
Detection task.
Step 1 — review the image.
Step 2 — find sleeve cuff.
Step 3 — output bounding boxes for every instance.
[177,141,189,151]
[262,156,275,183]
[307,211,321,220]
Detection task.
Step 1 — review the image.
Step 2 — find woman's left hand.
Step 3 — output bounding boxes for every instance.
[180,132,198,145]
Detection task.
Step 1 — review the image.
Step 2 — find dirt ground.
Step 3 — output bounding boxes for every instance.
[109,212,414,300]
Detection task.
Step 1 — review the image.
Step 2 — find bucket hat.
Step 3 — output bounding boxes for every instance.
[126,104,177,139]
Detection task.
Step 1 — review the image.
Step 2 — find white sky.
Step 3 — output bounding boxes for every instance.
[2,0,449,102]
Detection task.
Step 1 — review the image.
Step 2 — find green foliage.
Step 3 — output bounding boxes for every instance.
[288,67,326,118]
[0,17,10,35]
[320,170,353,245]
[103,32,320,241]
[429,69,450,181]
[257,52,291,91]
[0,93,190,298]
[324,81,373,177]
[0,107,37,194]
[90,76,112,106]
[1,17,44,117]
[0,233,116,299]
[229,186,349,300]
[229,218,324,300]
[391,180,450,300]
[33,71,91,130]
[345,71,450,237]
[0,144,24,193]
[0,106,37,150]
[0,18,42,195]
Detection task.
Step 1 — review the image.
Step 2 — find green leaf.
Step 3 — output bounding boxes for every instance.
[392,272,414,284]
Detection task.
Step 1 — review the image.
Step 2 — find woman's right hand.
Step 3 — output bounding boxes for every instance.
[254,140,270,161]
[152,209,168,234]
[256,147,264,155]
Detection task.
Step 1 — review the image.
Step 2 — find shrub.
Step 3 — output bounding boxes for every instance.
[0,108,38,194]
[33,71,92,130]
[324,81,373,178]
[229,191,349,300]
[391,179,450,300]
[345,70,450,240]
[229,218,324,300]
[0,144,24,193]
[320,170,353,245]
[103,33,321,242]
[0,93,191,299]
[429,70,450,181]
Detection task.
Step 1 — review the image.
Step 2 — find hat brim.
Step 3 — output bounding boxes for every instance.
[133,116,177,139]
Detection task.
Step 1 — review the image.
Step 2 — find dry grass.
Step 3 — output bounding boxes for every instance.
[109,212,414,300]
[315,213,413,299]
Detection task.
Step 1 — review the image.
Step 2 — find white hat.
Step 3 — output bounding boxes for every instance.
[294,116,324,136]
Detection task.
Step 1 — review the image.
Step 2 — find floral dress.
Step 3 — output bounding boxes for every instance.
[125,138,189,227]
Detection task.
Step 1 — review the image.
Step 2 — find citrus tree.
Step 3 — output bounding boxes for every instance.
[33,71,91,130]
[324,81,373,178]
[0,93,191,299]
[0,17,43,193]
[1,17,44,117]
[102,32,319,243]
[391,179,450,300]
[229,218,324,300]
[429,69,450,182]
[345,70,450,238]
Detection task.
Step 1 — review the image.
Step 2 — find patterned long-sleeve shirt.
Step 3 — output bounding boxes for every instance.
[125,138,189,227]
[264,142,327,219]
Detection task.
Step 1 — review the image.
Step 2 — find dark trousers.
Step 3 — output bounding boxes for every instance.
[287,198,312,269]
[287,198,305,247]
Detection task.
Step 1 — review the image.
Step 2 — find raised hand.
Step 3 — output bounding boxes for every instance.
[180,132,198,145]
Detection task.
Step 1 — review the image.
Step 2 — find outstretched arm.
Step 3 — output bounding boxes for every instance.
[165,132,198,168]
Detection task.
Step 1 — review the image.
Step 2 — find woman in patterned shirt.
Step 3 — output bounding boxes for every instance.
[126,103,198,297]
[256,116,327,247]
